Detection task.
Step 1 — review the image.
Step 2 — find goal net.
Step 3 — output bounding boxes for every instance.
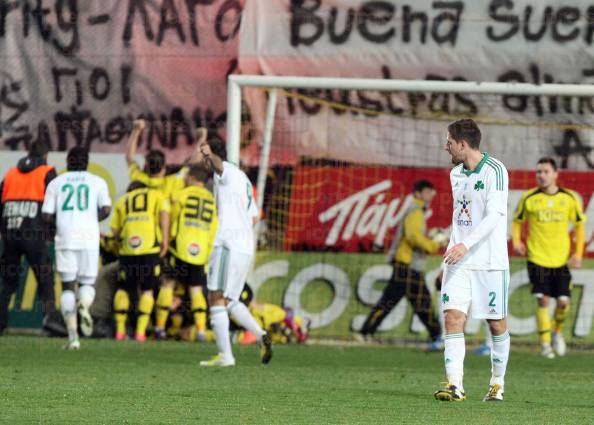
[227,75,594,345]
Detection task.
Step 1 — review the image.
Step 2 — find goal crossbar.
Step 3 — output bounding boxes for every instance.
[226,74,594,218]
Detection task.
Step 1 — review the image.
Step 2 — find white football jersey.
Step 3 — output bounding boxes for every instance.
[448,153,509,270]
[42,171,111,250]
[213,162,259,255]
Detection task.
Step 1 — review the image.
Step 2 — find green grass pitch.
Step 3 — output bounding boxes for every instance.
[0,336,592,424]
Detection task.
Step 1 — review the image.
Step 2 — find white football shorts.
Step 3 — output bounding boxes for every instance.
[441,265,509,320]
[207,245,253,301]
[55,249,99,285]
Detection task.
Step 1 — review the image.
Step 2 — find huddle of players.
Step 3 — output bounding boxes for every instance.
[112,120,215,343]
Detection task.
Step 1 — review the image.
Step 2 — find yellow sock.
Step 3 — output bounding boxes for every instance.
[191,289,208,332]
[536,306,552,345]
[553,305,570,333]
[136,292,155,337]
[156,287,174,329]
[168,314,183,337]
[113,290,130,335]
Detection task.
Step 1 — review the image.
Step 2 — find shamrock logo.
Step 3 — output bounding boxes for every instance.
[442,293,449,303]
[474,180,485,191]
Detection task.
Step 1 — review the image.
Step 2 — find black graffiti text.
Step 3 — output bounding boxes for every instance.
[51,65,133,106]
[487,0,594,45]
[290,0,464,47]
[122,0,242,47]
[0,0,79,56]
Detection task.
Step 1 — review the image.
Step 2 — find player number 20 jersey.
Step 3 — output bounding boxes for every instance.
[41,171,111,250]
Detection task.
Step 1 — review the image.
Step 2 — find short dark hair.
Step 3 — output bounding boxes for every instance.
[187,163,209,183]
[29,140,50,157]
[145,150,166,175]
[413,179,435,193]
[66,146,89,171]
[447,119,481,149]
[537,157,557,171]
[208,136,227,161]
[127,180,147,192]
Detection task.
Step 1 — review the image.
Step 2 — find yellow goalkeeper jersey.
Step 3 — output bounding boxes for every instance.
[513,187,586,268]
[128,163,185,198]
[168,185,218,265]
[111,187,170,256]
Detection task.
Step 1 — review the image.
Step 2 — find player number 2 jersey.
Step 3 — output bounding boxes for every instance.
[41,171,111,250]
[213,162,259,255]
[448,153,509,270]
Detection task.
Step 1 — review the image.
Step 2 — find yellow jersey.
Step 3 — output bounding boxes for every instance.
[111,187,170,256]
[513,187,586,268]
[128,163,185,199]
[169,185,218,265]
[391,198,439,271]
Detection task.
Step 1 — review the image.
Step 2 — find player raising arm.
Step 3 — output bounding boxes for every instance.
[126,119,208,197]
[197,136,271,367]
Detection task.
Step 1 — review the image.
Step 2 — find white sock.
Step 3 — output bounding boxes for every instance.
[60,290,78,341]
[78,284,95,310]
[227,301,265,340]
[490,330,510,387]
[444,332,465,390]
[210,306,233,360]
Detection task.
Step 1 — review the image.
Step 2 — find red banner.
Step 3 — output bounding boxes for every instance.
[285,166,594,253]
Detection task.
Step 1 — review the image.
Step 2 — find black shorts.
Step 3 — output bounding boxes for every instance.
[527,261,571,298]
[118,254,161,292]
[162,255,206,288]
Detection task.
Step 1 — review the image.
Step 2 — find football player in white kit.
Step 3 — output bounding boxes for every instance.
[42,147,112,349]
[197,136,272,367]
[434,119,510,402]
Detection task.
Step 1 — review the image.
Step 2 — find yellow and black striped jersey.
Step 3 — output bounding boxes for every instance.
[111,187,170,256]
[169,185,217,265]
[513,187,586,268]
[128,163,185,199]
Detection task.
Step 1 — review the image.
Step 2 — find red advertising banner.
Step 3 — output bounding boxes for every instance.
[285,166,594,254]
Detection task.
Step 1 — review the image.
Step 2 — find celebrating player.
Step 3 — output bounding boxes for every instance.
[197,137,272,367]
[154,163,218,341]
[434,119,510,402]
[512,157,585,358]
[126,119,207,197]
[111,181,170,341]
[41,147,112,349]
[356,180,446,351]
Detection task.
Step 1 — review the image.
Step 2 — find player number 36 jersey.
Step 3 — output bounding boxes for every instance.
[449,153,509,270]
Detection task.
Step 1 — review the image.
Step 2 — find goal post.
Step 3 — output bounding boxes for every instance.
[226,75,594,344]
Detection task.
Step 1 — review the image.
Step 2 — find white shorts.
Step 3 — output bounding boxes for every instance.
[55,249,99,285]
[441,265,509,320]
[207,246,253,301]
